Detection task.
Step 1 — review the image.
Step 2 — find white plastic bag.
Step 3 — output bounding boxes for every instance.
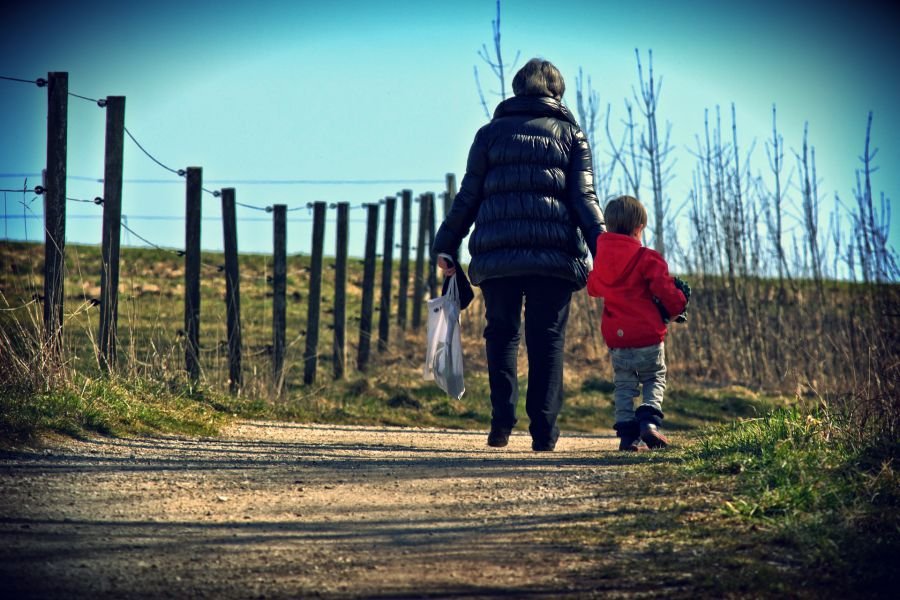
[424,273,465,399]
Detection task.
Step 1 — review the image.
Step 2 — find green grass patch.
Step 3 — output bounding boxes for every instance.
[544,406,898,597]
[684,407,900,594]
[0,374,231,444]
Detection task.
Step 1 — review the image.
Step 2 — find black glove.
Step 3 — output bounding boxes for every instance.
[673,277,691,304]
[671,277,690,323]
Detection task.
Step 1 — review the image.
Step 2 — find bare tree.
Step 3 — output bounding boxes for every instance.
[575,68,615,201]
[473,0,520,119]
[633,49,674,256]
[795,123,824,290]
[764,105,790,284]
[847,112,899,283]
[605,100,642,199]
[729,103,750,277]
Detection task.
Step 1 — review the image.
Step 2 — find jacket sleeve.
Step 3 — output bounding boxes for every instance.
[642,251,687,316]
[432,126,489,261]
[565,128,606,258]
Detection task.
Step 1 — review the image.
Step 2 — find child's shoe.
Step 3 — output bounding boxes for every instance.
[618,437,641,451]
[635,406,668,449]
[639,422,669,449]
[614,420,641,452]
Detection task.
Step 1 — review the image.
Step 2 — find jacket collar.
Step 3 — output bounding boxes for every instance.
[493,95,578,126]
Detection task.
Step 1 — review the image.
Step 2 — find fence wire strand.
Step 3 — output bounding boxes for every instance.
[123,127,184,177]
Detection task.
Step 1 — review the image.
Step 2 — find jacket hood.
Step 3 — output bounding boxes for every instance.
[594,232,643,284]
[493,95,579,126]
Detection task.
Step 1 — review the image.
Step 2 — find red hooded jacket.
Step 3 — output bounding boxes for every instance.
[586,233,687,349]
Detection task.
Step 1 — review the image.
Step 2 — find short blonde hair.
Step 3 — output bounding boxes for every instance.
[604,195,647,234]
[512,58,565,101]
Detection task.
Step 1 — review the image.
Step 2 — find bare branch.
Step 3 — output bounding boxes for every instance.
[473,65,491,120]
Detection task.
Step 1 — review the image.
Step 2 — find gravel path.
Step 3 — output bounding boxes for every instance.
[0,421,659,599]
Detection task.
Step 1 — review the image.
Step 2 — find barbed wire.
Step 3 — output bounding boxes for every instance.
[0,214,383,224]
[235,201,272,212]
[1,173,443,186]
[0,74,110,107]
[122,127,184,177]
[119,220,183,257]
[68,91,106,107]
[2,73,441,224]
[200,178,444,185]
[67,196,104,205]
[116,220,232,275]
[0,75,43,85]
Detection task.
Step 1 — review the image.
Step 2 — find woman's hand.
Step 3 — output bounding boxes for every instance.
[438,255,456,277]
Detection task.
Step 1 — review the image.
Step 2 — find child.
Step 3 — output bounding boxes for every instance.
[586,195,689,451]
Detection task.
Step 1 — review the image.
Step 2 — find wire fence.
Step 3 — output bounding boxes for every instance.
[0,72,446,220]
[1,72,448,257]
[1,71,450,391]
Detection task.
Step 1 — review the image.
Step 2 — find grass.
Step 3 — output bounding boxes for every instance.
[677,407,900,595]
[0,374,227,442]
[538,406,898,597]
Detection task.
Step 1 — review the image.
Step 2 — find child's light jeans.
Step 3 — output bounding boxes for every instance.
[609,342,666,424]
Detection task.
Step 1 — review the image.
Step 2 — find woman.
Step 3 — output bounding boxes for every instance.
[433,58,606,451]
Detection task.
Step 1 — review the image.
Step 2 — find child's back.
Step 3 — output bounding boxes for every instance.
[587,232,685,349]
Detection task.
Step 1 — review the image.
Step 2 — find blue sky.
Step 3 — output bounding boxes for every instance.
[1,0,897,266]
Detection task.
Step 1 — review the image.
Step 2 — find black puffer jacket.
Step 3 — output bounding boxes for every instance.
[433,95,605,289]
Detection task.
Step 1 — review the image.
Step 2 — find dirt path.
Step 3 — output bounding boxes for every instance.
[0,422,693,599]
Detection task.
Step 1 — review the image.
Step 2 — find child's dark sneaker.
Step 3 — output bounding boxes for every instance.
[487,427,511,448]
[639,422,669,449]
[618,436,641,451]
[614,420,641,452]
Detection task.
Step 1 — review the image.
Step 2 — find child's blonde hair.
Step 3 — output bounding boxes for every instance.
[604,195,647,234]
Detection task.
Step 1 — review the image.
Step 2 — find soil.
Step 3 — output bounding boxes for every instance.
[0,422,709,599]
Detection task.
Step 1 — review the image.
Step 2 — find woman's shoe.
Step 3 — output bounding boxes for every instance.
[487,427,511,448]
[531,439,556,452]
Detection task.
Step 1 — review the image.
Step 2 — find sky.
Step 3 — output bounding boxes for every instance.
[1,0,898,269]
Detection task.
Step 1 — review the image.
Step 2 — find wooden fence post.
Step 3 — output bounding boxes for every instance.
[397,189,412,330]
[412,194,428,330]
[378,196,396,352]
[333,202,349,380]
[426,192,437,298]
[43,71,67,355]
[444,173,456,216]
[221,188,242,393]
[357,203,379,371]
[304,201,326,385]
[98,95,124,372]
[443,173,461,259]
[272,204,287,393]
[184,166,202,382]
